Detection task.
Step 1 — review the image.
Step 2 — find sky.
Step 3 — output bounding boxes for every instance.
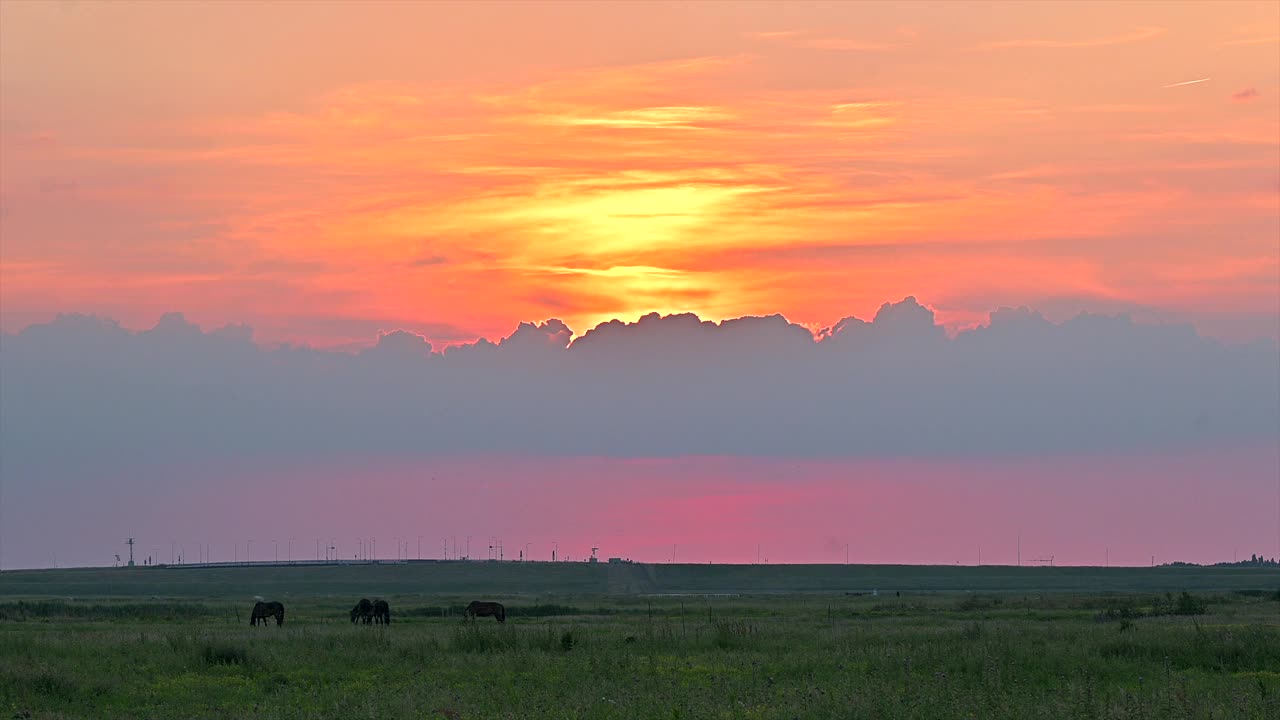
[0,1,1278,569]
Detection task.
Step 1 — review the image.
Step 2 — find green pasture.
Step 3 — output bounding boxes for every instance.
[1,564,1278,718]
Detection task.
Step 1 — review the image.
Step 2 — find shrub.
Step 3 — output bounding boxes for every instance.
[448,624,517,653]
[560,630,576,652]
[201,641,250,666]
[712,620,757,650]
[1174,592,1207,616]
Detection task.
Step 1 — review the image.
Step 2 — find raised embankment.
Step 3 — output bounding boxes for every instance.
[2,561,1276,599]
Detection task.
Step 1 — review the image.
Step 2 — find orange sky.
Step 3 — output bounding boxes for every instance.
[2,1,1277,346]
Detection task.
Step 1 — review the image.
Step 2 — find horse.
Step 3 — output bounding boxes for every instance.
[464,600,505,623]
[372,599,391,625]
[350,598,373,625]
[250,601,285,626]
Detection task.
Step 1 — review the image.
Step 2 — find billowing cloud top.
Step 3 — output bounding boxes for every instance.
[2,298,1276,464]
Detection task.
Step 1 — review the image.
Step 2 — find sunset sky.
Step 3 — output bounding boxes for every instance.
[2,1,1277,345]
[0,2,1277,569]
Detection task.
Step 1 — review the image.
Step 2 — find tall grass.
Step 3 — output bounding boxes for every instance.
[1,591,1276,719]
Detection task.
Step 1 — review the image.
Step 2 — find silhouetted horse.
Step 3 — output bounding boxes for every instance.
[465,600,505,623]
[350,598,373,625]
[373,599,391,625]
[250,601,285,626]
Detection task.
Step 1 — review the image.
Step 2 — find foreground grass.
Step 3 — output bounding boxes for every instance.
[2,593,1278,719]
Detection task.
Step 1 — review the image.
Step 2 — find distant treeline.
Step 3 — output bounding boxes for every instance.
[1162,555,1280,568]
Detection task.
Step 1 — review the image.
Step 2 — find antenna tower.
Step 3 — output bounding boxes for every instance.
[126,538,136,567]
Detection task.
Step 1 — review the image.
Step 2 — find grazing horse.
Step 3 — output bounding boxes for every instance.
[372,599,391,625]
[465,600,505,623]
[250,601,285,626]
[350,598,374,625]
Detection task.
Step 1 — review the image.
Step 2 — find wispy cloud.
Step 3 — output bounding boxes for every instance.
[1232,87,1260,102]
[409,255,450,267]
[1218,34,1280,47]
[974,26,1165,50]
[1218,22,1280,47]
[745,29,910,52]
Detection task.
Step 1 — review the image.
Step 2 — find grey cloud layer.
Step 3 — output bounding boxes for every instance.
[2,298,1276,465]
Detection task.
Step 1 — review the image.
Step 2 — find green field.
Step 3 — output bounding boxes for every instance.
[2,563,1278,719]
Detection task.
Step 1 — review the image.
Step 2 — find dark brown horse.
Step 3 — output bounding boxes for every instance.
[250,601,285,626]
[465,600,505,623]
[372,599,391,625]
[350,598,373,625]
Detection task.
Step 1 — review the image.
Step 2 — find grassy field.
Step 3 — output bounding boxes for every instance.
[2,564,1278,719]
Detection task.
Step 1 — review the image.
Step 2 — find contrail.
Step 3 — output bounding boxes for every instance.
[1162,77,1211,88]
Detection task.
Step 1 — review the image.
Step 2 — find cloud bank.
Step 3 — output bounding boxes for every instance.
[1,298,1276,466]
